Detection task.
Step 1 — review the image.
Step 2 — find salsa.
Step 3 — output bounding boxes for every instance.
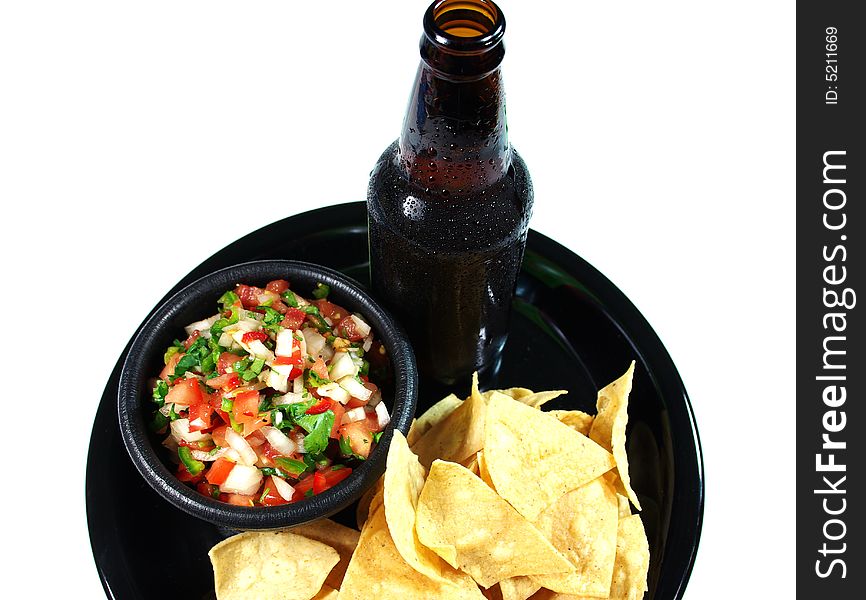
[149,279,390,507]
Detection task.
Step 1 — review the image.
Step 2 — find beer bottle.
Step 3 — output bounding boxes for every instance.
[367,0,532,385]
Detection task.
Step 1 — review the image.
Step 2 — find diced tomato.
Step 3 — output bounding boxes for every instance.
[211,425,228,448]
[176,462,205,484]
[246,429,267,447]
[241,330,269,344]
[182,330,201,350]
[267,279,290,293]
[232,391,261,425]
[363,408,382,433]
[208,373,241,392]
[160,352,183,381]
[329,403,345,438]
[270,300,289,315]
[280,307,306,330]
[217,352,245,375]
[258,442,281,467]
[259,476,289,506]
[311,467,352,495]
[345,396,367,409]
[334,316,365,342]
[242,414,271,437]
[311,357,329,381]
[196,481,220,499]
[338,421,373,459]
[306,398,332,415]
[235,284,265,309]
[292,474,315,501]
[205,457,236,486]
[225,493,256,507]
[188,403,215,432]
[165,378,203,406]
[313,299,349,320]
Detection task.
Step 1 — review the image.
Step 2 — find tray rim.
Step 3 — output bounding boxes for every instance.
[87,200,704,599]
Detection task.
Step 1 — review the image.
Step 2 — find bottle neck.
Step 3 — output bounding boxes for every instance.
[398,0,510,194]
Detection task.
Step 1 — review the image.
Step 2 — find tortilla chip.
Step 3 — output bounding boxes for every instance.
[617,494,632,518]
[291,519,359,590]
[462,452,480,474]
[407,394,463,446]
[209,531,339,600]
[311,586,338,600]
[385,431,470,587]
[411,373,486,468]
[548,410,594,436]
[499,576,541,600]
[588,362,641,511]
[483,584,505,600]
[530,478,618,597]
[340,503,484,599]
[415,460,573,588]
[476,450,496,490]
[516,390,568,409]
[483,387,533,401]
[355,476,384,529]
[609,515,650,597]
[484,394,615,521]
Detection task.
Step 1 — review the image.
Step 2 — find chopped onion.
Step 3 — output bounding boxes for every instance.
[350,314,372,337]
[367,389,382,407]
[293,376,304,394]
[170,419,212,444]
[338,376,372,403]
[271,475,295,502]
[291,430,306,454]
[302,328,326,357]
[329,352,357,381]
[266,368,289,393]
[274,329,295,357]
[343,407,367,424]
[191,447,228,462]
[225,427,257,466]
[274,391,305,405]
[317,382,350,404]
[185,314,220,337]
[262,426,297,456]
[375,402,390,429]
[362,335,373,352]
[219,464,262,496]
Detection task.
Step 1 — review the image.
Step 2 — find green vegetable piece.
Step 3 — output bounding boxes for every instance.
[372,431,383,443]
[259,487,271,503]
[274,457,308,477]
[221,397,234,412]
[163,345,181,365]
[178,446,205,476]
[249,357,265,375]
[259,467,291,479]
[295,410,335,455]
[218,290,240,311]
[168,404,180,422]
[312,283,330,300]
[152,380,169,406]
[281,290,300,308]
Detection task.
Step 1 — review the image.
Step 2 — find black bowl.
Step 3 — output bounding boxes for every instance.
[117,259,418,530]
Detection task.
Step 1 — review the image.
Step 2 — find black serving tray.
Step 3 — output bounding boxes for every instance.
[86,201,703,600]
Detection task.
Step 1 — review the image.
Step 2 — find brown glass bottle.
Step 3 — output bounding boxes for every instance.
[367,0,532,385]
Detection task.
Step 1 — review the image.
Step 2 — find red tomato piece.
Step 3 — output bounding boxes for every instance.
[345,396,367,409]
[241,330,269,344]
[195,481,220,499]
[266,280,290,294]
[217,352,245,375]
[205,457,235,486]
[188,403,215,432]
[292,473,316,501]
[364,408,383,434]
[259,476,289,506]
[270,300,289,315]
[329,403,345,438]
[160,352,182,381]
[306,398,332,415]
[225,493,256,507]
[165,378,203,406]
[312,471,327,495]
[211,425,228,448]
[280,307,306,330]
[313,299,349,320]
[311,357,329,381]
[338,421,373,459]
[334,316,365,342]
[322,467,352,489]
[182,330,201,350]
[208,373,241,391]
[232,391,261,425]
[235,284,265,309]
[176,462,205,484]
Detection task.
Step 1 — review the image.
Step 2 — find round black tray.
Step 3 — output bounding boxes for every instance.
[86,201,703,599]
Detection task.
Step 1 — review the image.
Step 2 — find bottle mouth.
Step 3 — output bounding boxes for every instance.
[424,0,505,52]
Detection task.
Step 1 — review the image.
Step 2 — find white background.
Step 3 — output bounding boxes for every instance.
[0,1,794,597]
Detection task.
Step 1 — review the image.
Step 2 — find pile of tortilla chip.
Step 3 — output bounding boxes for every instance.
[209,362,649,600]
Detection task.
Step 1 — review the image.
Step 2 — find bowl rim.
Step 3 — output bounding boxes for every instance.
[117,259,417,530]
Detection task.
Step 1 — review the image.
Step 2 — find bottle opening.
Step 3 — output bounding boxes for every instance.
[424,0,505,50]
